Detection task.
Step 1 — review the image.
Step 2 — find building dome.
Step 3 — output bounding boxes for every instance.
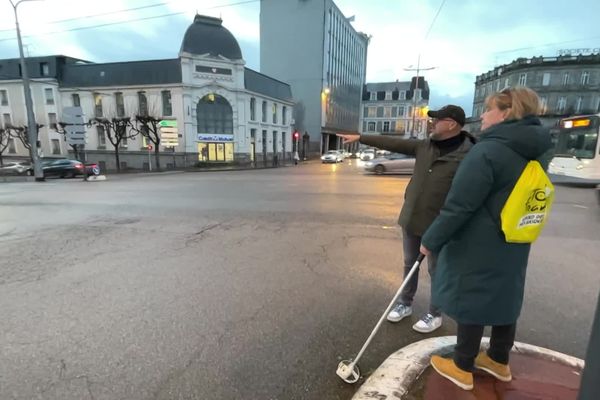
[180,15,243,60]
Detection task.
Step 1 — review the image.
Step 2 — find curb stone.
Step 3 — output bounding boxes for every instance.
[351,336,584,400]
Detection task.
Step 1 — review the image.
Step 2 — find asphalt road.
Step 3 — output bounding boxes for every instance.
[0,160,598,400]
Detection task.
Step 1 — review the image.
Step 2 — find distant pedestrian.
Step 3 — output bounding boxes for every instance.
[294,151,300,165]
[420,87,553,390]
[339,104,475,334]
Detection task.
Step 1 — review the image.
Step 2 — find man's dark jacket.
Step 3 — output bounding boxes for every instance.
[360,133,476,236]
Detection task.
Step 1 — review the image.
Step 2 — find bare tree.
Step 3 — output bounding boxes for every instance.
[128,97,166,171]
[92,117,136,172]
[5,124,44,161]
[130,115,162,171]
[0,127,11,166]
[56,121,88,161]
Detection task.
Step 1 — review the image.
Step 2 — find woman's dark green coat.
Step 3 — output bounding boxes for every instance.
[421,116,553,326]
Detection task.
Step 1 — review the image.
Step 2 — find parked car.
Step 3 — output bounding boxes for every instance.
[321,150,344,163]
[0,161,33,176]
[363,153,416,175]
[596,184,600,206]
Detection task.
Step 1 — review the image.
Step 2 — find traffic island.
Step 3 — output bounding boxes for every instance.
[352,336,583,400]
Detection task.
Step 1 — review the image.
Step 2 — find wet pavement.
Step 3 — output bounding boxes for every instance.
[407,353,581,400]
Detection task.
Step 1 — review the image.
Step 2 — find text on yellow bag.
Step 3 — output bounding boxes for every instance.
[500,160,555,243]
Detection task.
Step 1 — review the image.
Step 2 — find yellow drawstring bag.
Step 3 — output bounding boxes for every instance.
[500,161,555,243]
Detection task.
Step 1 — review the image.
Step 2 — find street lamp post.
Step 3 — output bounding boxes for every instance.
[404,55,435,139]
[9,0,44,181]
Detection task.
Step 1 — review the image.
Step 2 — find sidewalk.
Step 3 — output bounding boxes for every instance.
[352,336,583,400]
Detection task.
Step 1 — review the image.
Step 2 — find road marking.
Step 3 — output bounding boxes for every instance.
[572,204,588,209]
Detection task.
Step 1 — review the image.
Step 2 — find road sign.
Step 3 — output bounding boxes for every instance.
[159,120,177,128]
[159,120,179,146]
[62,106,87,146]
[160,127,178,134]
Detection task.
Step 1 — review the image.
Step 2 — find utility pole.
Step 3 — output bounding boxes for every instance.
[10,0,44,181]
[404,55,435,139]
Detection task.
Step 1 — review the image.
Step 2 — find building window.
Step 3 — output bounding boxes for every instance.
[93,93,103,117]
[161,90,172,116]
[97,125,106,147]
[518,73,527,86]
[383,121,390,132]
[282,106,287,125]
[262,101,267,122]
[414,89,422,101]
[542,73,551,86]
[8,138,16,153]
[72,93,80,107]
[121,136,128,148]
[563,73,569,86]
[383,107,392,118]
[197,94,233,135]
[581,71,590,85]
[44,88,54,105]
[557,96,567,113]
[398,106,405,117]
[3,113,12,127]
[0,89,8,106]
[367,107,376,117]
[496,80,501,91]
[576,96,583,113]
[138,91,148,116]
[48,113,57,130]
[272,103,278,124]
[51,139,61,154]
[115,92,125,117]
[540,96,548,114]
[40,62,49,76]
[399,91,406,100]
[367,122,376,132]
[385,91,392,100]
[370,92,376,101]
[250,98,256,121]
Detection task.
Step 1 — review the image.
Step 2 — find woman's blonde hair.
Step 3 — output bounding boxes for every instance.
[485,86,541,120]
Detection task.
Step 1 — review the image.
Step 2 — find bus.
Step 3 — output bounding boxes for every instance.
[548,114,600,185]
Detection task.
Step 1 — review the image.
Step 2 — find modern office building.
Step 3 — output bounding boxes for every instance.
[0,15,294,170]
[260,0,369,155]
[469,52,600,134]
[360,78,430,139]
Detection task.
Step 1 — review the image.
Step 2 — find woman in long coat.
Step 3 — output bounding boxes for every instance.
[420,87,553,390]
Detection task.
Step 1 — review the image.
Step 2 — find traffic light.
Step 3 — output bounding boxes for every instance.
[293,131,299,140]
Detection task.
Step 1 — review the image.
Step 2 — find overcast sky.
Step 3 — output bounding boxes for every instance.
[0,0,598,116]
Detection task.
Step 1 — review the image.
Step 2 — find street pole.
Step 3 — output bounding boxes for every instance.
[10,0,44,181]
[404,55,435,139]
[578,291,600,400]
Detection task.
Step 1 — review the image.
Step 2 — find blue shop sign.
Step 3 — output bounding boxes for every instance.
[197,134,234,142]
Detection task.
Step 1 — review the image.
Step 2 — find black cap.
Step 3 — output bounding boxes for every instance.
[427,105,466,126]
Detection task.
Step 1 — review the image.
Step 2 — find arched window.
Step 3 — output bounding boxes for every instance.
[197,94,233,134]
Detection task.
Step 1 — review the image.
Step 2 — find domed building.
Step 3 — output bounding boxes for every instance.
[0,15,294,170]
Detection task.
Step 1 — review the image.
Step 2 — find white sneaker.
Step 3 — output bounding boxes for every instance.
[412,313,442,333]
[386,304,413,323]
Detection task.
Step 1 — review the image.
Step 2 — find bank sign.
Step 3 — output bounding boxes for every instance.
[197,134,234,142]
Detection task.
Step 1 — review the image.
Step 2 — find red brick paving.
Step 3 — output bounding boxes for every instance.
[420,353,581,400]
